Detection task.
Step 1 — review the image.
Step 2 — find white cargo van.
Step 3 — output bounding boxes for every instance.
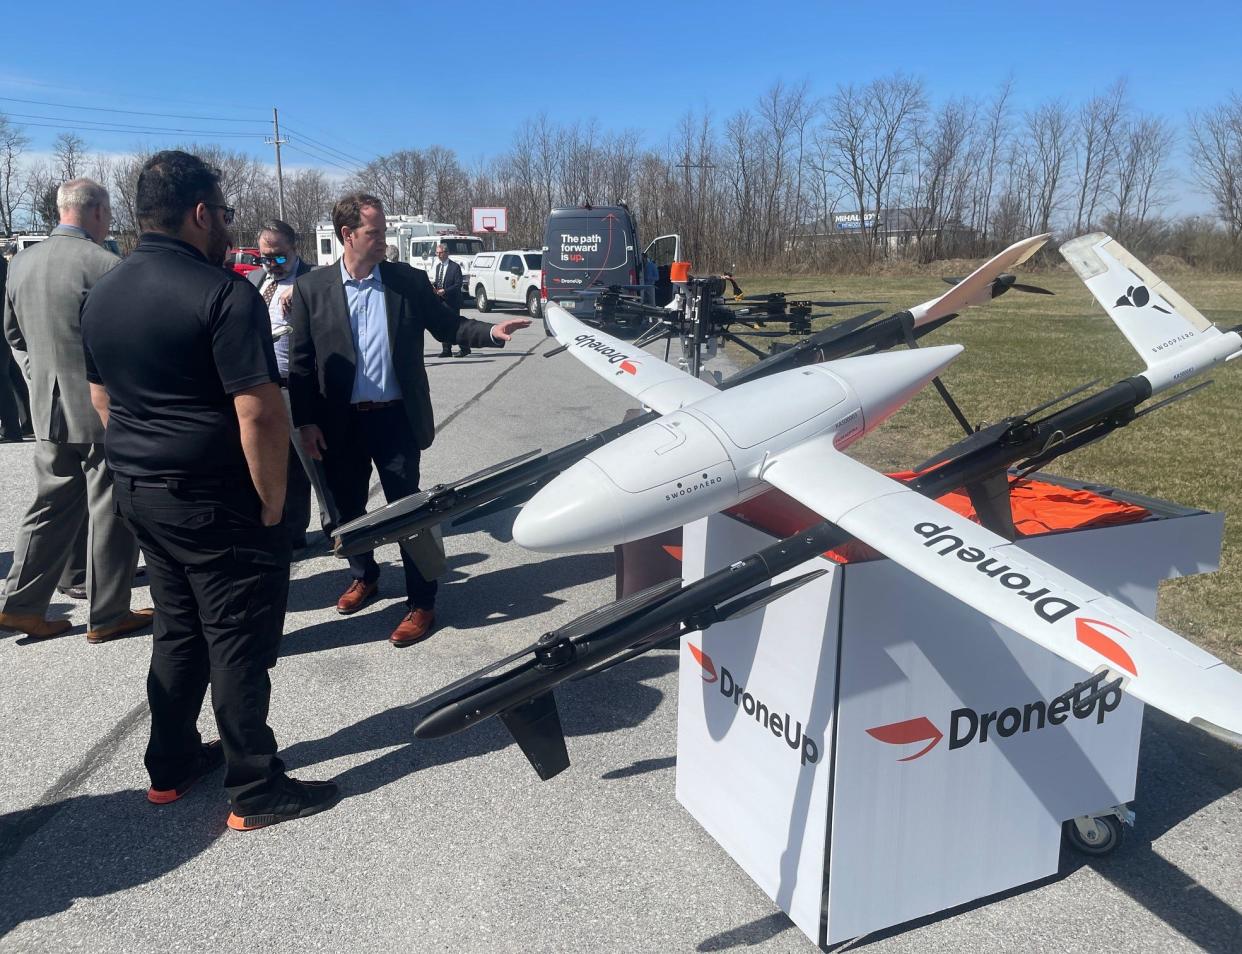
[468,249,543,317]
[315,215,482,293]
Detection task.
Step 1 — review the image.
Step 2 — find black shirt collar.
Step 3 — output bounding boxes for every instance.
[136,232,209,262]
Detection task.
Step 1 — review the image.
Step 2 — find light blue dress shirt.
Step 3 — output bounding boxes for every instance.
[341,260,403,403]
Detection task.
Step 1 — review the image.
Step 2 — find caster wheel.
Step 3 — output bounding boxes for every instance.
[1064,814,1124,856]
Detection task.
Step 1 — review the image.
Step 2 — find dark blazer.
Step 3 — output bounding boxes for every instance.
[434,257,463,312]
[248,257,313,290]
[287,259,499,450]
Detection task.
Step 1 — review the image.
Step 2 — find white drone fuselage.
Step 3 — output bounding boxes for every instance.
[512,345,961,553]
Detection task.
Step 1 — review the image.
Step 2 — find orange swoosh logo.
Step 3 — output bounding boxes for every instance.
[1075,618,1138,676]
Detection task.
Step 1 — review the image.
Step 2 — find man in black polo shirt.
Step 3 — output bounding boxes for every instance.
[81,150,337,831]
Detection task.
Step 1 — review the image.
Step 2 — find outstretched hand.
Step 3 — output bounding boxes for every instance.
[490,318,532,342]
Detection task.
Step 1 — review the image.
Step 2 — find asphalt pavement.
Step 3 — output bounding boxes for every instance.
[1,306,1239,953]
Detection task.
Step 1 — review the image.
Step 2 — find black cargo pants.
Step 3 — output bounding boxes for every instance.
[113,475,292,811]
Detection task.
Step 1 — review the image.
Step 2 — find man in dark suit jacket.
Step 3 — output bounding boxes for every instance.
[287,194,529,646]
[0,254,33,441]
[248,219,325,550]
[432,243,468,358]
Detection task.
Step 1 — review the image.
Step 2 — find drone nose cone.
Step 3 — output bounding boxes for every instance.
[828,344,964,431]
[513,459,626,553]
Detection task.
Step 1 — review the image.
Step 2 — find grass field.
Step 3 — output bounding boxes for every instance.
[724,267,1242,660]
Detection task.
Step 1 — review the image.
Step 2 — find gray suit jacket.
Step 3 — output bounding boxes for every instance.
[3,227,120,443]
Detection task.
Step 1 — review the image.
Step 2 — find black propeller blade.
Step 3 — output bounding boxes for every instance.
[943,273,1053,298]
[702,569,828,625]
[916,419,1017,473]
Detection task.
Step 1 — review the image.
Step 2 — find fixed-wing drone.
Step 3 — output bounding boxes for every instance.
[412,234,1242,775]
[334,233,1051,556]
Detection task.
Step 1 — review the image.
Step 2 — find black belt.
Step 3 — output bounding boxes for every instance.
[121,475,228,490]
[353,399,401,411]
[279,376,289,388]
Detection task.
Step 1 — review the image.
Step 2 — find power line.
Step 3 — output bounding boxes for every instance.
[6,119,262,138]
[0,94,267,124]
[281,123,373,168]
[1,111,266,137]
[281,143,357,176]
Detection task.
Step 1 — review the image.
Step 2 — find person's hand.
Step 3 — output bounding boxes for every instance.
[260,504,283,527]
[490,318,533,341]
[300,424,327,461]
[435,288,446,297]
[280,288,293,315]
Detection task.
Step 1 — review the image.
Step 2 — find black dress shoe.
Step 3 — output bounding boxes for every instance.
[454,348,471,358]
[1,432,24,443]
[438,348,453,358]
[57,585,88,600]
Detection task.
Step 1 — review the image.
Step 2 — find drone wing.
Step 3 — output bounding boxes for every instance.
[759,437,1242,743]
[545,301,717,413]
[909,232,1051,328]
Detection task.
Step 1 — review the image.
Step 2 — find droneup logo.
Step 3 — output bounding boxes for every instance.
[572,333,639,376]
[687,644,820,766]
[866,681,1125,762]
[688,643,717,683]
[1075,618,1137,676]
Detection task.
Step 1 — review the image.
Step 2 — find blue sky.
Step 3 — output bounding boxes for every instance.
[1,0,1238,208]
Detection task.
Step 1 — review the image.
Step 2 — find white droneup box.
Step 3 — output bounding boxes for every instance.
[674,484,1223,947]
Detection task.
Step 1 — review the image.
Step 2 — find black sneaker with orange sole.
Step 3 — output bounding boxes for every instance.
[147,740,225,805]
[227,777,340,832]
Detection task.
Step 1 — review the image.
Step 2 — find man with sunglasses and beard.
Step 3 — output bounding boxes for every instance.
[82,150,338,831]
[249,219,324,552]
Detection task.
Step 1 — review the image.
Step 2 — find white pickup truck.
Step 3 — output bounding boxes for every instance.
[468,249,542,318]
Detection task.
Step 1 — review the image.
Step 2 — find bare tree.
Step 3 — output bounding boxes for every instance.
[969,79,1012,248]
[1187,94,1242,246]
[284,168,332,257]
[0,113,31,233]
[1109,115,1175,248]
[1071,80,1127,232]
[820,74,926,261]
[1023,100,1073,234]
[52,132,89,182]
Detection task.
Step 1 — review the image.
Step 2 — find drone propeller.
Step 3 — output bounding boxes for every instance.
[942,273,1053,298]
[407,577,685,713]
[728,294,885,309]
[914,378,1103,473]
[735,289,837,301]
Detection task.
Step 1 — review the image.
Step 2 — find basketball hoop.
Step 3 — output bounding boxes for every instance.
[472,207,508,235]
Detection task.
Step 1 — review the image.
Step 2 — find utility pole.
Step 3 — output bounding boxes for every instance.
[266,107,287,220]
[676,153,714,263]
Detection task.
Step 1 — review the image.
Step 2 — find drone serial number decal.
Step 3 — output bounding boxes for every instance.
[573,333,638,366]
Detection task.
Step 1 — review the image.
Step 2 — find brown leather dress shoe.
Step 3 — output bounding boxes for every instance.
[337,579,379,615]
[87,608,155,644]
[390,608,436,647]
[0,612,72,639]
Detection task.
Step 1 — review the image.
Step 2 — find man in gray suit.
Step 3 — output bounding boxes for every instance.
[0,179,151,641]
[247,218,332,549]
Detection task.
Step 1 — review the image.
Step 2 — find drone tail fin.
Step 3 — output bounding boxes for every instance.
[498,691,571,781]
[1060,233,1215,369]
